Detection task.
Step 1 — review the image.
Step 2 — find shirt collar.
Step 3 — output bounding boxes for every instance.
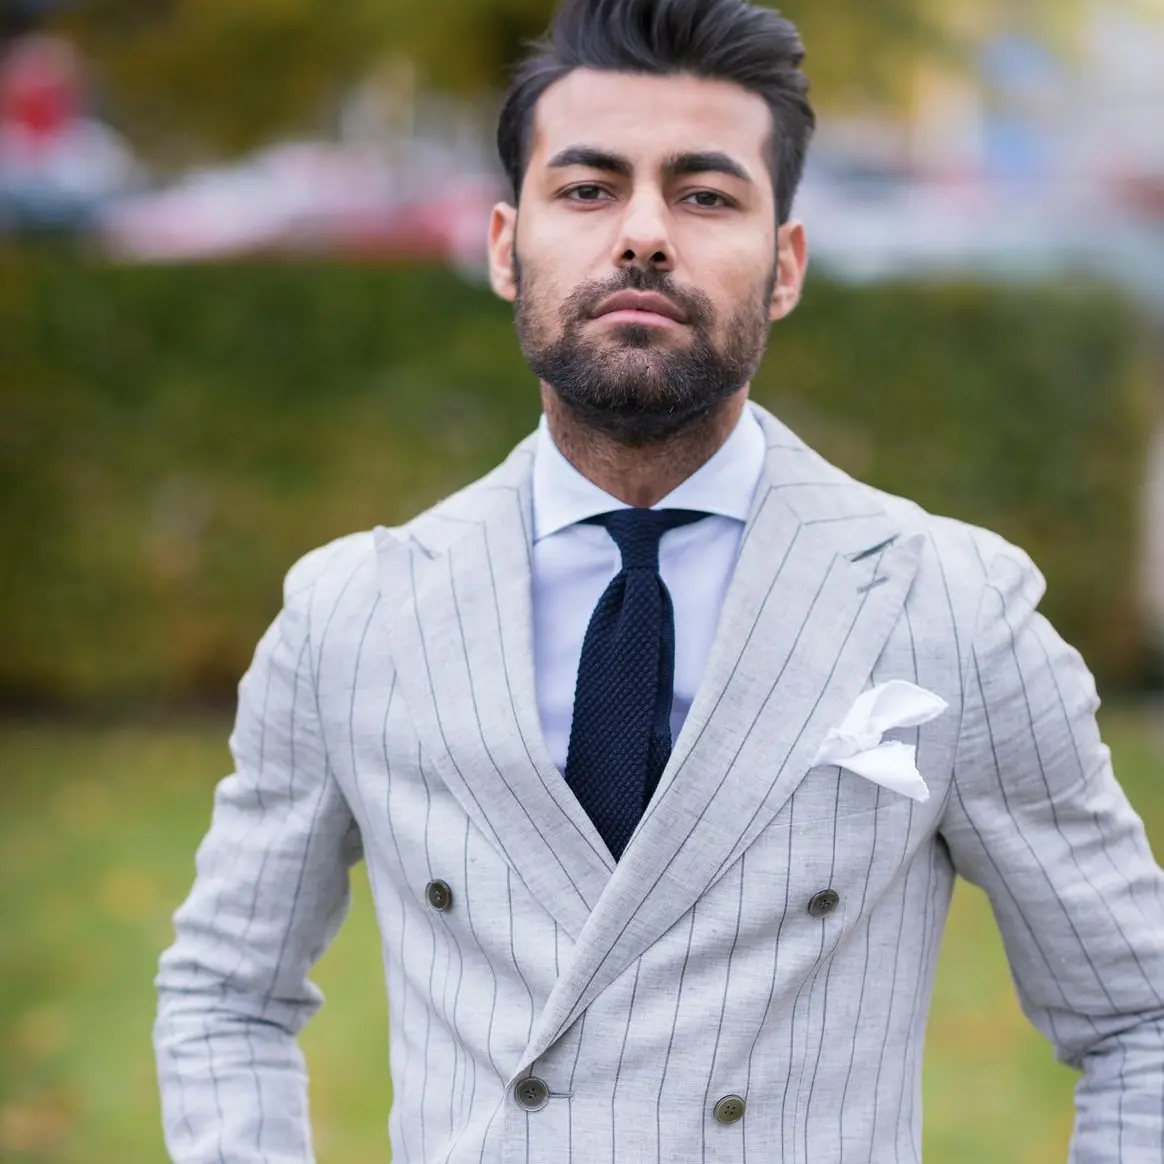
[532,403,767,543]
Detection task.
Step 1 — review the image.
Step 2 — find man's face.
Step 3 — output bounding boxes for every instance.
[489,69,808,445]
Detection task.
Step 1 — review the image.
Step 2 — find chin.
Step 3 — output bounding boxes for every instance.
[555,386,719,447]
[582,405,716,448]
[603,322,686,351]
[607,322,668,349]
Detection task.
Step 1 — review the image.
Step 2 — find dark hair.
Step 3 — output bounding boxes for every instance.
[497,0,815,224]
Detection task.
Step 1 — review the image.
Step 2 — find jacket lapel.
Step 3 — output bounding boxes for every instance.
[515,405,923,1073]
[377,441,614,943]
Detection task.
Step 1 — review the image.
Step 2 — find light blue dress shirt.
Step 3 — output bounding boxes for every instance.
[531,404,767,775]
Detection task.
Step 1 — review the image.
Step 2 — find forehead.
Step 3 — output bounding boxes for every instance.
[528,69,773,174]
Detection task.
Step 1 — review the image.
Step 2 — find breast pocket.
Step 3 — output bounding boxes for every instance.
[744,777,922,904]
[787,763,902,824]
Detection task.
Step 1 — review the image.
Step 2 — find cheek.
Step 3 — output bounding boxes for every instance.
[515,266,570,340]
[698,274,773,333]
[521,206,613,275]
[683,227,776,290]
[679,237,772,302]
[517,255,590,327]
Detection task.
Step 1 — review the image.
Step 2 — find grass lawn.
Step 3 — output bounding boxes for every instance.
[1,705,1161,1163]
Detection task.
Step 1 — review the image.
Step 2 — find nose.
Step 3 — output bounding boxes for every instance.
[612,190,674,273]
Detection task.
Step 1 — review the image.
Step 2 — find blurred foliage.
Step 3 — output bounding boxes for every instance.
[0,254,1157,707]
[49,0,968,163]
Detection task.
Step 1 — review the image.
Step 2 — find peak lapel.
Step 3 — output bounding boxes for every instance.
[516,406,923,1070]
[378,442,613,943]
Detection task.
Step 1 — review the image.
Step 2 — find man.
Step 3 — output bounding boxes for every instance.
[154,0,1164,1160]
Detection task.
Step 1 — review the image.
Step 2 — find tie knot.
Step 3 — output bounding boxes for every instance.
[591,508,708,572]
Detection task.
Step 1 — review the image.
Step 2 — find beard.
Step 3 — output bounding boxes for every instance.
[514,259,776,446]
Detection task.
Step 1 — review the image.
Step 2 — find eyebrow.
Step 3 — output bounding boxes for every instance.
[546,146,633,177]
[662,151,753,184]
[545,146,753,185]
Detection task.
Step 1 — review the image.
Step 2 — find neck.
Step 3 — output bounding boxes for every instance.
[540,385,750,508]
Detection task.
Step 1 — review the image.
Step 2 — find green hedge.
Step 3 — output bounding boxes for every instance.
[1,254,1157,705]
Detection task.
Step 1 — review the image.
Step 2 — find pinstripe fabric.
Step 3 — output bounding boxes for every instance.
[155,403,1164,1163]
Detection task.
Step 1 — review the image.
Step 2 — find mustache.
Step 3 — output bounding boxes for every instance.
[562,267,714,329]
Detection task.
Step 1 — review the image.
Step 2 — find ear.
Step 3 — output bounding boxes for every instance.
[769,220,809,322]
[488,203,518,303]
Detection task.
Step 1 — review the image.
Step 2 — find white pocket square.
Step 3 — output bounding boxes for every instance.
[812,680,949,803]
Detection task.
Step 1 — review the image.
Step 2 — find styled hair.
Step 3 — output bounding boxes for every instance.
[497,0,815,224]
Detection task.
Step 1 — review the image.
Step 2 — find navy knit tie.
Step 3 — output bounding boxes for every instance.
[565,508,708,861]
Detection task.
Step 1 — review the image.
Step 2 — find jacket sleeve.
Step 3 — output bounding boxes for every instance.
[940,542,1164,1163]
[154,550,364,1163]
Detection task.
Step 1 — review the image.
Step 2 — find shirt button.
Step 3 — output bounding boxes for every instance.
[713,1095,746,1124]
[807,889,840,918]
[425,879,453,912]
[514,1076,550,1112]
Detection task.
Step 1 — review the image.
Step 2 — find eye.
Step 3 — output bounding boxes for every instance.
[564,184,613,203]
[683,190,732,209]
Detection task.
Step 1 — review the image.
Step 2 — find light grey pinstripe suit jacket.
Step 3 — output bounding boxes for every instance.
[155,403,1164,1163]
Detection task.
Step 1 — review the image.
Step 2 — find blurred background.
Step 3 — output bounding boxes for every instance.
[1,0,1163,1160]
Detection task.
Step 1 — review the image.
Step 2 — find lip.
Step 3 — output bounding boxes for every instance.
[593,291,688,325]
[596,308,683,328]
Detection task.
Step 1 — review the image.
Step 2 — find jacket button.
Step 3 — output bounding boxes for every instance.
[514,1076,550,1112]
[807,889,840,918]
[425,879,453,912]
[713,1094,746,1124]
